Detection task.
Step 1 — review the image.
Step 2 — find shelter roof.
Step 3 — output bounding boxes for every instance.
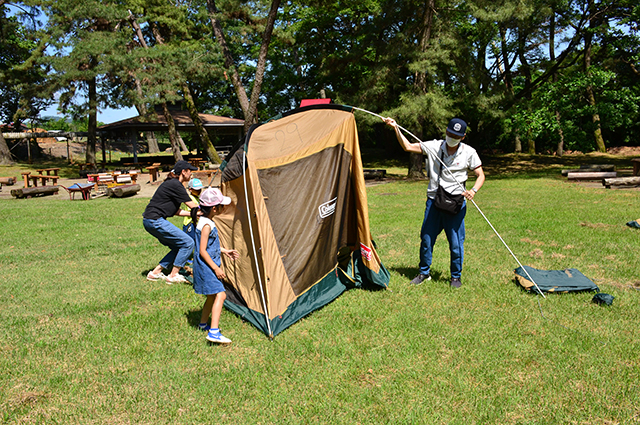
[98,110,244,135]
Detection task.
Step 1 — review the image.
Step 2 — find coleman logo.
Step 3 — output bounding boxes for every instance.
[360,243,373,261]
[318,197,337,219]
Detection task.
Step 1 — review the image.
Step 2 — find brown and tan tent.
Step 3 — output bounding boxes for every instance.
[216,104,389,338]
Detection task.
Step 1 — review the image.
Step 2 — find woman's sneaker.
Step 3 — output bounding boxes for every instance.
[206,329,232,344]
[146,271,166,281]
[165,274,189,284]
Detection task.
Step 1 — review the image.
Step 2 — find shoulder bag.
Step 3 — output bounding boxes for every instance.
[432,144,465,215]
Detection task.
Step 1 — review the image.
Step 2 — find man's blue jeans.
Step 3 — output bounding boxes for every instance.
[143,218,195,269]
[419,198,467,279]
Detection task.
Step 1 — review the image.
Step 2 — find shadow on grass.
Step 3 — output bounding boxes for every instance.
[185,309,204,329]
[390,266,447,283]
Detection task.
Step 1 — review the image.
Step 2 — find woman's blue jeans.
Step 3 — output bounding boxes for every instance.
[143,218,195,269]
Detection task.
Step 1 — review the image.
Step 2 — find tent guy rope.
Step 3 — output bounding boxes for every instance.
[348,105,546,298]
[242,146,275,338]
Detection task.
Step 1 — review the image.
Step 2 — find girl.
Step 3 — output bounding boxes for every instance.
[190,187,239,344]
[181,178,203,241]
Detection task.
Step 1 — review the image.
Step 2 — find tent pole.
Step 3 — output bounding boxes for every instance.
[349,106,546,298]
[242,145,274,337]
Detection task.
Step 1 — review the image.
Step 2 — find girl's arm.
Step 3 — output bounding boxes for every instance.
[199,224,227,280]
[221,247,240,260]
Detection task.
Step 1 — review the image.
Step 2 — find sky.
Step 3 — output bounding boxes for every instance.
[40,103,138,124]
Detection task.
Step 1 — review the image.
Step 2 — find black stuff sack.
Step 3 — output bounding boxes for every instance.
[433,185,464,215]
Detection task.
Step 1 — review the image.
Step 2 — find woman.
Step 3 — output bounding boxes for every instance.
[142,160,199,284]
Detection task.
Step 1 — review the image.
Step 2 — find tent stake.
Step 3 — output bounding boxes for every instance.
[349,106,546,298]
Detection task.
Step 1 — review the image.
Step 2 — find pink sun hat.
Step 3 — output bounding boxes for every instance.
[199,187,231,207]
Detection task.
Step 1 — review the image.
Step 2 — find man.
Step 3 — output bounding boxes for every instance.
[384,117,485,288]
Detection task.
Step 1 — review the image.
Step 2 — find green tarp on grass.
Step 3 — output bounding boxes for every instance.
[515,265,599,294]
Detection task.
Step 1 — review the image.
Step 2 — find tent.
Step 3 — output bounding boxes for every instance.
[215,104,390,338]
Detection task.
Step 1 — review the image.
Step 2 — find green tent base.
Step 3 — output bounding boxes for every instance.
[224,251,389,337]
[515,265,599,294]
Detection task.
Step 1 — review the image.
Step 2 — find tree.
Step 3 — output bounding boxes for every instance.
[207,0,281,131]
[34,0,130,164]
[0,1,51,164]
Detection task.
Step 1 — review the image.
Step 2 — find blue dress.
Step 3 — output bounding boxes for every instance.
[193,217,226,296]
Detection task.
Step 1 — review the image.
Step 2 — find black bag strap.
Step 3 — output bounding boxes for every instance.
[436,142,465,191]
[436,142,445,188]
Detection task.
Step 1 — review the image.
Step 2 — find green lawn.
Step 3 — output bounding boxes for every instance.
[1,159,639,424]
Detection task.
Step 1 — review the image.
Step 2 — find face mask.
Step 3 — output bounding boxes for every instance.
[446,135,461,147]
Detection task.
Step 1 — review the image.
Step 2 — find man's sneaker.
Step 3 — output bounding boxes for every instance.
[198,323,210,331]
[450,277,462,288]
[410,273,431,285]
[206,330,232,344]
[165,274,189,284]
[147,271,166,281]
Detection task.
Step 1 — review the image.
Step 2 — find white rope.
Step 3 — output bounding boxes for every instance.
[242,146,274,337]
[349,105,546,298]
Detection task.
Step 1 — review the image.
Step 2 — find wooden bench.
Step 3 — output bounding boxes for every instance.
[27,174,59,187]
[567,171,617,181]
[632,158,640,176]
[29,175,59,187]
[0,177,17,185]
[147,163,162,183]
[21,171,32,187]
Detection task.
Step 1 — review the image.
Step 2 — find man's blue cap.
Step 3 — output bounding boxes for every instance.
[447,118,467,137]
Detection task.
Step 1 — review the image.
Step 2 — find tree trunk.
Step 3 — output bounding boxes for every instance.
[584,0,606,153]
[182,83,222,164]
[514,134,522,153]
[161,103,183,162]
[555,111,565,156]
[86,74,97,165]
[527,133,535,155]
[414,0,435,92]
[177,132,188,152]
[0,131,13,165]
[408,152,424,178]
[407,1,433,177]
[207,0,280,131]
[146,131,159,153]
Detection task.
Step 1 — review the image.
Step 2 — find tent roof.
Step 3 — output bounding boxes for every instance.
[98,110,244,135]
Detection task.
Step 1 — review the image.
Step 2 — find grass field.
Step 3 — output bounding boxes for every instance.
[1,156,639,424]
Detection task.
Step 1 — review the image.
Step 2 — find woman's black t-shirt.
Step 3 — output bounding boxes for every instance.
[142,178,192,220]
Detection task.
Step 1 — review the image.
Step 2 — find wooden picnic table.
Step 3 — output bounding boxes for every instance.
[189,157,205,170]
[76,162,96,171]
[35,167,60,176]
